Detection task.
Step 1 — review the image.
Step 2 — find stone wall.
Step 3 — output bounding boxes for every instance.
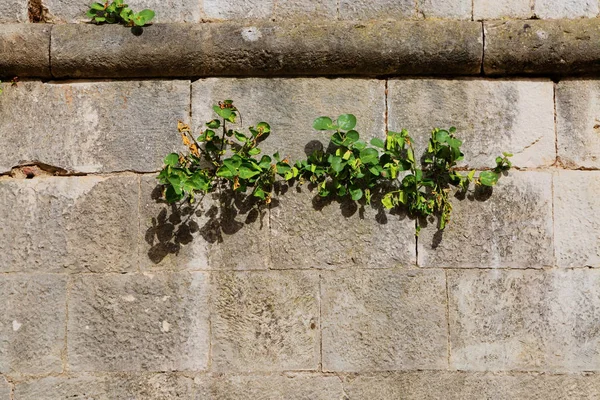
[2,0,600,399]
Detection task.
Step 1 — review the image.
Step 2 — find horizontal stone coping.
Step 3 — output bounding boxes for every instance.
[1,19,600,78]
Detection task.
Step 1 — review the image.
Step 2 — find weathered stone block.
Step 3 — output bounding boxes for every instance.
[484,20,600,76]
[44,0,200,22]
[270,186,416,269]
[0,25,51,78]
[210,271,320,372]
[68,272,209,372]
[192,78,386,162]
[535,0,598,19]
[0,176,139,273]
[473,0,532,19]
[204,0,273,19]
[15,373,194,400]
[418,172,554,269]
[194,373,344,399]
[0,0,27,22]
[0,81,190,173]
[388,79,555,169]
[554,171,600,268]
[140,176,271,270]
[343,371,600,399]
[419,0,471,19]
[0,274,66,377]
[273,0,337,20]
[448,269,600,372]
[321,269,447,372]
[339,0,416,19]
[556,80,600,169]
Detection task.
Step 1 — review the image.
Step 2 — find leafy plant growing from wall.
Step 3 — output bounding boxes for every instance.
[86,0,155,26]
[158,101,512,234]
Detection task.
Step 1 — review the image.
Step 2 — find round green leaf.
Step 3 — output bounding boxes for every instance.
[349,187,363,201]
[90,2,105,10]
[370,137,385,148]
[164,153,179,166]
[138,9,155,22]
[313,116,334,131]
[479,171,500,186]
[337,114,357,130]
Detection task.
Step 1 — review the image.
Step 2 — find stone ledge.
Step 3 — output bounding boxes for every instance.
[2,21,482,78]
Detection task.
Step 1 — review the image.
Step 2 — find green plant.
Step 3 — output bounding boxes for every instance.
[86,0,155,26]
[158,102,512,235]
[158,100,295,204]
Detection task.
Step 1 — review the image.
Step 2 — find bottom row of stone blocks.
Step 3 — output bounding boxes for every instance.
[3,269,600,378]
[6,372,600,399]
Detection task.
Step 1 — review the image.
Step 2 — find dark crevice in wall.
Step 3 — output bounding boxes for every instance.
[48,24,53,78]
[480,21,485,76]
[28,0,48,22]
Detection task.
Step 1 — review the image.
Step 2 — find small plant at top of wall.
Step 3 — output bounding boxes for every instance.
[158,101,512,235]
[158,100,296,205]
[86,0,155,26]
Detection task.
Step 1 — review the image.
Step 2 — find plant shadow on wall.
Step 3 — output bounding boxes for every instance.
[145,101,512,263]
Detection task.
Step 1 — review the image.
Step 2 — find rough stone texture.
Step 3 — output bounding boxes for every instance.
[195,373,345,399]
[273,0,337,20]
[554,171,600,268]
[389,79,555,169]
[448,269,600,372]
[14,373,193,400]
[418,172,554,269]
[0,274,66,377]
[418,0,471,19]
[339,0,416,20]
[68,272,209,372]
[484,19,600,76]
[203,0,273,19]
[51,21,483,78]
[321,269,447,372]
[140,175,271,270]
[535,0,599,19]
[192,78,386,162]
[473,0,533,19]
[0,0,27,22]
[0,176,139,273]
[556,80,600,168]
[44,0,200,22]
[0,80,189,174]
[0,378,9,398]
[343,371,600,399]
[270,186,416,269]
[210,271,320,372]
[0,24,51,78]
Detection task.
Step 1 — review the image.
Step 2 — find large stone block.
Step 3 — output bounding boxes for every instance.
[0,81,190,173]
[192,78,386,162]
[44,0,200,22]
[473,0,533,19]
[14,373,194,400]
[554,171,600,268]
[270,186,416,269]
[210,271,320,372]
[0,176,139,273]
[343,371,600,399]
[0,0,27,22]
[0,274,66,377]
[321,269,447,372]
[0,25,51,78]
[484,20,600,76]
[448,269,600,372]
[339,0,416,19]
[68,272,209,372]
[418,172,554,269]
[194,373,344,399]
[419,0,471,19]
[140,176,271,270]
[556,80,600,169]
[535,0,598,18]
[389,79,555,169]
